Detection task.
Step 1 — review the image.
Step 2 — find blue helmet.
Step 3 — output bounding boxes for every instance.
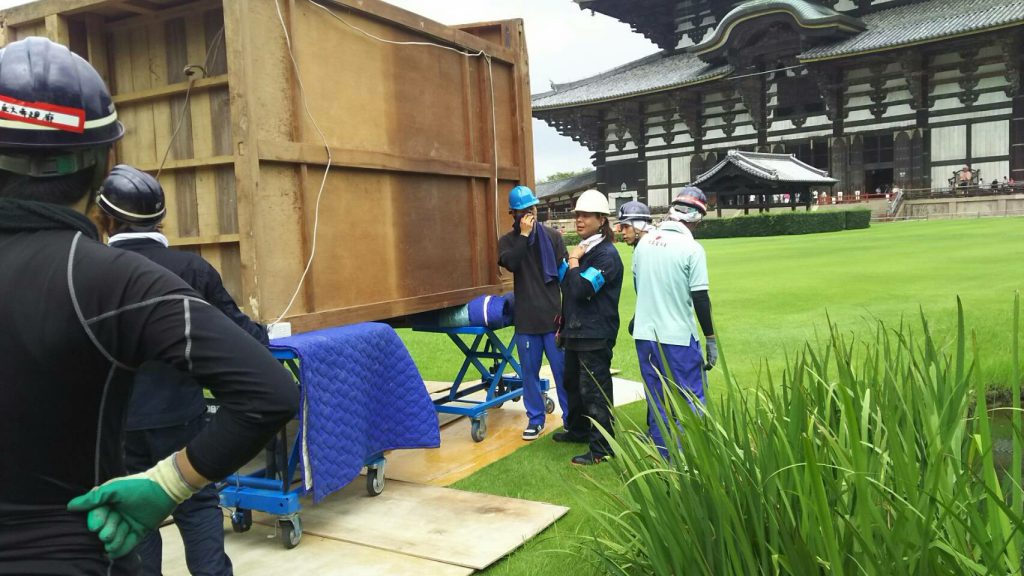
[508,185,539,210]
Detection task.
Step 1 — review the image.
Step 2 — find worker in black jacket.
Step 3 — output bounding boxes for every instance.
[94,164,268,575]
[555,189,623,465]
[0,38,298,575]
[498,186,569,441]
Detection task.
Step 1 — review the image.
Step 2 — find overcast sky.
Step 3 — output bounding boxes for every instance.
[0,0,657,181]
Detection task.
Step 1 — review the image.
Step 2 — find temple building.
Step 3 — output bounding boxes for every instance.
[532,0,1024,211]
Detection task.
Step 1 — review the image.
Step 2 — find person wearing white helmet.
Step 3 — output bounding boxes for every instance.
[555,189,623,465]
[498,186,569,441]
[631,187,718,458]
[615,200,653,248]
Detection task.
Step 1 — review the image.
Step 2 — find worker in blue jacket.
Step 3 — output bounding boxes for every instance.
[498,186,569,441]
[94,165,269,576]
[555,189,623,465]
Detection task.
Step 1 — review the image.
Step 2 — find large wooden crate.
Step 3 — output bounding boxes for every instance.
[0,0,532,332]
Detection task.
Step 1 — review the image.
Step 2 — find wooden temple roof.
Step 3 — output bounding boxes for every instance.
[536,0,1024,110]
[691,150,838,187]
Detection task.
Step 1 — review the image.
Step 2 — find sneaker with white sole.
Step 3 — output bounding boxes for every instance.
[522,424,544,441]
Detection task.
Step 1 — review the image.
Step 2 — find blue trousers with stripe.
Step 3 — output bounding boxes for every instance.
[515,332,566,427]
[635,337,705,458]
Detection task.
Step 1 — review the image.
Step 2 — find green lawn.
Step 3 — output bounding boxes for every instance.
[397,217,1024,576]
[402,217,1024,392]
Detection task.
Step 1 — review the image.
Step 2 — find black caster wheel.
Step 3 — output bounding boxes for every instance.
[544,396,556,414]
[278,516,302,549]
[230,509,252,533]
[471,416,488,442]
[366,463,386,497]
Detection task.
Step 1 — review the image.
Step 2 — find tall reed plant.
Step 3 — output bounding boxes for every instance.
[576,296,1024,575]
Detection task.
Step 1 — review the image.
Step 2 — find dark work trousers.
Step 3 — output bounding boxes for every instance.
[563,345,615,456]
[124,416,233,576]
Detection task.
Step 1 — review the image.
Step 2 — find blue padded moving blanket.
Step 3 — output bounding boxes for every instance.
[270,323,440,502]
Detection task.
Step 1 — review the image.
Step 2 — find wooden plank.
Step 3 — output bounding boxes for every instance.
[319,0,517,65]
[257,140,519,181]
[129,25,157,165]
[83,16,109,87]
[109,27,136,164]
[160,516,474,576]
[167,234,240,247]
[223,0,264,319]
[250,480,568,571]
[0,0,104,27]
[133,155,234,173]
[286,285,505,333]
[44,13,69,45]
[103,0,218,32]
[112,75,229,106]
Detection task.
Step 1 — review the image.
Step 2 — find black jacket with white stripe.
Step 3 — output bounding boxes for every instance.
[109,236,269,431]
[0,200,297,573]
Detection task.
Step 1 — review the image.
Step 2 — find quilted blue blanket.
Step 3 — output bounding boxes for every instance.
[270,323,440,502]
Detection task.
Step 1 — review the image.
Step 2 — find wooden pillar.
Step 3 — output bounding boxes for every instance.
[1012,90,1024,182]
[594,149,607,195]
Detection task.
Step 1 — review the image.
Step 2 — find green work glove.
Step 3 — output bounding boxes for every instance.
[67,452,200,558]
[704,336,718,371]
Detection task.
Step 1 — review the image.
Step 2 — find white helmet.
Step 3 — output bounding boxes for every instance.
[574,189,610,214]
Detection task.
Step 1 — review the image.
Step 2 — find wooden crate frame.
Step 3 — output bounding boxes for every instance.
[1,0,533,332]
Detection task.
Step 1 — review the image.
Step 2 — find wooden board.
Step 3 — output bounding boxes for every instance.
[159,517,474,576]
[1,0,534,326]
[250,480,568,571]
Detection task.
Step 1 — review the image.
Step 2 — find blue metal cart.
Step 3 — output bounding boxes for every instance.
[218,348,386,549]
[412,326,554,442]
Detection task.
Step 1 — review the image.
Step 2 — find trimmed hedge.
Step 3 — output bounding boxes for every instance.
[558,210,870,243]
[562,231,624,246]
[694,209,871,239]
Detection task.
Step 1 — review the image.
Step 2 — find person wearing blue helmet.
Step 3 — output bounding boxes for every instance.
[498,185,569,440]
[0,37,298,574]
[631,187,718,458]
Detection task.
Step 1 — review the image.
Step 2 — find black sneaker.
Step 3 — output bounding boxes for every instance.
[522,424,544,441]
[571,452,610,466]
[552,431,588,443]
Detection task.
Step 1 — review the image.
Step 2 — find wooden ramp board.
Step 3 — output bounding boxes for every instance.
[160,517,473,576]
[385,403,556,486]
[250,480,568,571]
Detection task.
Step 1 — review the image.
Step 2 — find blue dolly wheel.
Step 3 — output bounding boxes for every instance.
[471,415,488,442]
[544,395,555,414]
[278,515,302,549]
[231,509,252,533]
[366,463,385,497]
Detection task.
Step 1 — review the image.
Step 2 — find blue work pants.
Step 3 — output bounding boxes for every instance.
[635,338,705,458]
[515,332,565,427]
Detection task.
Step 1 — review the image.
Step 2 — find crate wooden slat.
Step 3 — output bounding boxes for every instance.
[2,0,532,332]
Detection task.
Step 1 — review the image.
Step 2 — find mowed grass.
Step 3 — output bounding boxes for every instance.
[396,217,1024,576]
[401,217,1024,393]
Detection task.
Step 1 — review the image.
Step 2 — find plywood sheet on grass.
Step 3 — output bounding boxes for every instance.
[160,516,472,576]
[253,480,567,570]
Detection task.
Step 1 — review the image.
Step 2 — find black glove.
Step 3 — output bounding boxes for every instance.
[628,316,635,336]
